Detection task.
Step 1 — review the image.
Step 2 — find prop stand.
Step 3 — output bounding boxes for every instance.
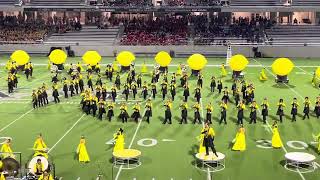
[121,66,130,72]
[232,71,244,79]
[159,66,168,73]
[191,70,200,76]
[275,75,289,83]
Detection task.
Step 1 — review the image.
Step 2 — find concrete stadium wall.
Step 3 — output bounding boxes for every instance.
[0,44,319,58]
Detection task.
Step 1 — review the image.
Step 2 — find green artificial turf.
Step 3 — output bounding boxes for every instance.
[0,57,319,180]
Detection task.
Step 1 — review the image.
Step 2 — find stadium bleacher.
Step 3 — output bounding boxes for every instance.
[30,0,83,6]
[266,25,320,44]
[0,0,15,5]
[293,0,320,6]
[47,26,119,45]
[230,0,281,6]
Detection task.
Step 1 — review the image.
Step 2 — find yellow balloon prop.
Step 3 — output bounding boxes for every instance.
[11,50,30,65]
[316,67,320,78]
[116,51,135,67]
[229,54,249,71]
[187,54,207,70]
[49,49,67,64]
[271,58,294,76]
[155,51,172,67]
[82,51,101,66]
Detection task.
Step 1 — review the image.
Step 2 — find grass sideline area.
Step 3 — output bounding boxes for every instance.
[0,57,320,180]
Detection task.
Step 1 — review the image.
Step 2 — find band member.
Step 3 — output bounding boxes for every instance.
[183,83,190,102]
[163,100,172,124]
[95,85,102,99]
[98,98,106,120]
[141,83,148,100]
[231,80,237,96]
[206,103,213,124]
[115,74,121,90]
[34,158,44,175]
[119,103,129,123]
[37,88,43,107]
[249,101,258,124]
[277,99,286,123]
[123,83,130,101]
[170,83,176,101]
[180,74,188,87]
[210,76,216,93]
[144,99,152,123]
[232,124,246,151]
[131,103,141,123]
[303,97,311,120]
[193,103,201,124]
[222,87,230,103]
[219,101,227,124]
[291,98,299,122]
[96,74,102,86]
[41,83,49,105]
[77,136,90,163]
[106,101,114,121]
[32,90,38,109]
[241,81,247,99]
[234,87,241,106]
[7,73,14,93]
[106,65,113,81]
[69,81,75,97]
[95,63,101,74]
[0,138,14,159]
[217,79,223,94]
[87,65,93,74]
[33,133,48,159]
[151,83,157,99]
[87,73,93,91]
[315,96,320,119]
[83,94,91,115]
[161,81,168,100]
[79,74,84,93]
[197,73,203,88]
[63,78,69,98]
[131,81,138,99]
[194,86,201,103]
[38,170,54,180]
[52,83,60,103]
[180,102,188,124]
[111,85,117,102]
[171,73,176,84]
[137,74,142,88]
[91,95,98,117]
[271,121,283,148]
[202,123,218,156]
[102,85,107,101]
[237,100,246,125]
[261,98,269,124]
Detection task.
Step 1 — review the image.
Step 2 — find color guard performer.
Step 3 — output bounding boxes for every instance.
[271,121,283,148]
[77,136,90,163]
[33,133,48,159]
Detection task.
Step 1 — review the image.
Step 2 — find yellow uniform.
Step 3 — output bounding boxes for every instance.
[113,132,125,152]
[271,125,283,148]
[0,141,14,158]
[77,138,90,163]
[232,127,246,151]
[33,137,48,159]
[34,162,45,174]
[38,174,54,180]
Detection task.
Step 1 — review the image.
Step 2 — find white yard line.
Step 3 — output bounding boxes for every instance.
[252,58,306,180]
[48,114,85,153]
[296,66,320,81]
[114,102,147,180]
[0,108,33,133]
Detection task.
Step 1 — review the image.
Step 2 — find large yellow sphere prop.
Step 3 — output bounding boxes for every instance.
[116,51,135,67]
[155,51,172,67]
[229,54,249,71]
[49,49,67,64]
[82,51,101,66]
[316,67,320,78]
[271,58,294,76]
[187,54,207,70]
[11,50,30,65]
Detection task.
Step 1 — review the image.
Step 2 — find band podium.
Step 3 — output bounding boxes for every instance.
[284,152,316,173]
[195,152,225,172]
[113,149,141,169]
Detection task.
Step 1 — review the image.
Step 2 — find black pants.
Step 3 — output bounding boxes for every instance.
[54,96,60,103]
[64,91,68,98]
[292,114,297,122]
[205,145,218,156]
[279,115,283,123]
[163,116,171,124]
[210,86,215,92]
[262,115,267,123]
[184,96,188,102]
[303,113,309,120]
[220,112,227,124]
[206,113,212,124]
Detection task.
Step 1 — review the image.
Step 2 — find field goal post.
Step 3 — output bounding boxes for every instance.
[226,45,232,66]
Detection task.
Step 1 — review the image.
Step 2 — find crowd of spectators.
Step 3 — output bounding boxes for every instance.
[0,14,82,43]
[101,0,152,7]
[120,16,189,45]
[192,15,274,45]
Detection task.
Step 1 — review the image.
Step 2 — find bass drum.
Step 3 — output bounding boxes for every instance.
[1,157,20,177]
[28,156,49,175]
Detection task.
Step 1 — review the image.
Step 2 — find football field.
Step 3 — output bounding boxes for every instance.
[0,57,320,180]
